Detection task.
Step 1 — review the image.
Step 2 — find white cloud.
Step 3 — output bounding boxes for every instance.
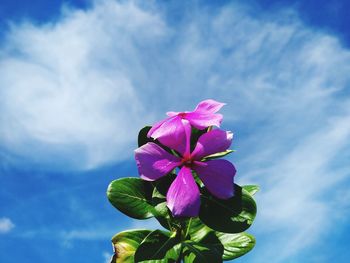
[1,0,350,261]
[130,218,164,230]
[0,0,166,169]
[61,228,111,241]
[58,227,113,248]
[1,1,349,171]
[0,217,15,234]
[246,112,350,262]
[103,251,113,263]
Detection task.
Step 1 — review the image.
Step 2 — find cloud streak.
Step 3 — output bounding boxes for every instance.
[0,1,166,169]
[0,217,15,234]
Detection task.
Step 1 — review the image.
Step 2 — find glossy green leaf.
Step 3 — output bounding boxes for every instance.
[183,240,223,263]
[166,243,183,262]
[151,174,176,230]
[110,229,151,263]
[136,244,181,263]
[202,150,234,161]
[242,185,260,196]
[107,177,155,219]
[199,185,257,233]
[192,171,204,187]
[216,232,255,260]
[186,219,256,261]
[186,217,212,242]
[152,173,176,199]
[138,126,153,147]
[190,127,208,152]
[134,230,180,262]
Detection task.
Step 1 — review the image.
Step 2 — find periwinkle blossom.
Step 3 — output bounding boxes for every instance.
[135,128,236,217]
[147,99,225,155]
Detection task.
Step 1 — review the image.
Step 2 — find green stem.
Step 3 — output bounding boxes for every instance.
[176,243,184,263]
[171,149,180,157]
[166,218,172,231]
[184,217,192,239]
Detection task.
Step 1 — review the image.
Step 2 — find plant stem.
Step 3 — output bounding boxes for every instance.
[166,218,172,231]
[184,217,192,239]
[176,243,184,263]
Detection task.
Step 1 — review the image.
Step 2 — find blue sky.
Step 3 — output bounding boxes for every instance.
[1,0,350,262]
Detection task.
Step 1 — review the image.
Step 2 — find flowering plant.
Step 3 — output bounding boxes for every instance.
[107,100,258,262]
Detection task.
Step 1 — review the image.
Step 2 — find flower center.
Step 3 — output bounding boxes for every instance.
[178,112,187,119]
[181,156,193,167]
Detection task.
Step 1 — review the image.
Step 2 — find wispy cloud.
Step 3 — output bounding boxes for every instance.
[18,225,115,249]
[61,228,112,241]
[103,251,113,263]
[130,218,164,231]
[60,219,161,243]
[0,1,166,169]
[247,111,350,262]
[1,0,350,261]
[1,1,349,171]
[0,217,15,234]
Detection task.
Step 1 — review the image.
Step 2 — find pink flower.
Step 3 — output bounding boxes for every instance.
[147,99,225,156]
[135,129,235,217]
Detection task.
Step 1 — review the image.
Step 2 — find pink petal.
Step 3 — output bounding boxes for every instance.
[191,129,233,160]
[149,116,191,156]
[135,142,181,181]
[193,99,225,114]
[166,166,200,217]
[185,112,223,129]
[193,160,236,199]
[147,116,172,138]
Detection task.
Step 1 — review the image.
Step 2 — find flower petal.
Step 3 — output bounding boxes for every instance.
[135,142,181,181]
[147,116,172,138]
[193,99,225,114]
[166,166,200,217]
[148,116,190,156]
[185,112,223,129]
[193,160,236,199]
[191,129,233,160]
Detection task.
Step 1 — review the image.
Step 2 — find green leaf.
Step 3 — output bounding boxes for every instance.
[202,150,234,161]
[183,240,223,263]
[134,230,180,262]
[166,243,183,262]
[186,217,212,242]
[111,229,151,263]
[138,126,153,147]
[152,173,176,198]
[216,232,255,260]
[242,185,260,196]
[150,174,176,230]
[190,127,208,153]
[135,243,181,263]
[107,177,156,219]
[192,171,204,187]
[199,185,257,233]
[186,219,256,260]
